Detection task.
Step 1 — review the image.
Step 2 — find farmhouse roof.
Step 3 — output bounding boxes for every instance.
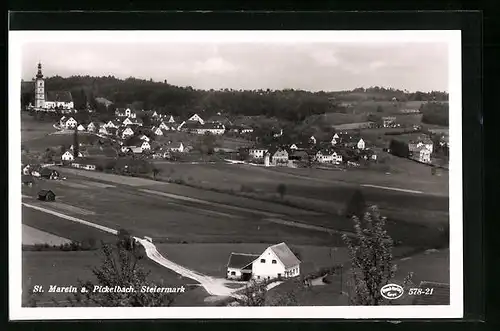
[203,122,225,130]
[269,243,301,268]
[183,121,204,129]
[46,91,73,103]
[227,253,260,269]
[412,282,450,305]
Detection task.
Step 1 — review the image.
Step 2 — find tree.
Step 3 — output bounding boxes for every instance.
[152,167,161,180]
[345,189,366,219]
[341,206,397,305]
[388,139,409,158]
[277,183,287,199]
[73,126,79,159]
[238,279,299,306]
[69,241,174,307]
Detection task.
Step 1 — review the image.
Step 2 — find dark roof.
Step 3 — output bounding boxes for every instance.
[227,253,260,269]
[412,282,450,305]
[38,190,55,197]
[46,91,73,103]
[269,243,301,268]
[183,121,204,129]
[203,122,225,129]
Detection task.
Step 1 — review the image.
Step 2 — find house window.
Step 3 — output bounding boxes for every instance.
[257,276,260,279]
[260,259,266,263]
[230,271,236,276]
[272,260,277,264]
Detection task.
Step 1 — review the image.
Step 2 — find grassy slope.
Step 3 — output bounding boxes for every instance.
[21,113,57,142]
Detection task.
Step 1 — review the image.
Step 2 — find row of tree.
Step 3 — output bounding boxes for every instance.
[21,75,449,123]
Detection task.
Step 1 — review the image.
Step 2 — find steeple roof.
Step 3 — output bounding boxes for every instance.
[36,62,44,79]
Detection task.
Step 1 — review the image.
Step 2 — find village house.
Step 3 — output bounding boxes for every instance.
[187,113,204,124]
[140,141,151,150]
[226,243,301,281]
[107,127,118,137]
[271,148,289,166]
[22,174,34,187]
[59,116,67,127]
[120,127,135,139]
[77,124,86,131]
[249,147,269,159]
[104,120,118,129]
[309,136,317,145]
[86,122,97,132]
[61,150,74,162]
[239,125,254,134]
[159,121,171,131]
[196,123,226,135]
[408,137,434,154]
[139,134,150,142]
[64,117,78,129]
[315,149,334,163]
[164,142,184,153]
[153,127,164,136]
[331,133,340,146]
[44,91,74,110]
[400,108,420,114]
[289,144,299,151]
[226,253,260,281]
[166,115,176,123]
[417,147,432,163]
[121,117,133,126]
[357,138,366,150]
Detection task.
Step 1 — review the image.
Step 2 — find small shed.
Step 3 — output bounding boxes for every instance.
[40,168,60,180]
[38,190,56,202]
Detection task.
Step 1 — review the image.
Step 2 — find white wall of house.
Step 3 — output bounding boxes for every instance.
[141,142,151,150]
[252,248,286,280]
[65,118,77,129]
[357,139,366,150]
[250,149,268,158]
[62,151,74,161]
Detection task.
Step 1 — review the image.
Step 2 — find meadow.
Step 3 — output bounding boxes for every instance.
[20,112,57,142]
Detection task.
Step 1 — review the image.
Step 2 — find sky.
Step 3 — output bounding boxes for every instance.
[21,42,449,92]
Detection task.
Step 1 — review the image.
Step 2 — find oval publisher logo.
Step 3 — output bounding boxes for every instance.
[380,284,404,300]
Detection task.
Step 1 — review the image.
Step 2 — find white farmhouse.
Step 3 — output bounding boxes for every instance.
[65,117,77,129]
[188,114,204,125]
[121,127,134,139]
[357,138,366,150]
[141,141,151,150]
[77,124,86,131]
[87,122,97,132]
[159,122,170,131]
[61,151,74,161]
[331,133,340,146]
[226,242,301,281]
[122,117,133,126]
[154,127,164,136]
[166,115,176,123]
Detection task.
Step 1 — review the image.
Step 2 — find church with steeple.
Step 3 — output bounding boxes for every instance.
[31,62,74,111]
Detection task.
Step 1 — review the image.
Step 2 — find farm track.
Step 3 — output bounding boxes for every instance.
[21,202,243,298]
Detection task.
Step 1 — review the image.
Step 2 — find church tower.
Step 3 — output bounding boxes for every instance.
[34,62,45,109]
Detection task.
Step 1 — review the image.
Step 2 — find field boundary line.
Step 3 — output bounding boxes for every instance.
[361,184,423,194]
[140,189,282,218]
[22,203,117,235]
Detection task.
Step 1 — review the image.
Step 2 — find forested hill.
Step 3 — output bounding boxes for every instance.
[21,75,449,122]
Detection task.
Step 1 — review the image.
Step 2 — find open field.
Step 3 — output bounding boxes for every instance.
[22,132,105,152]
[25,168,448,247]
[22,180,340,246]
[22,249,198,306]
[21,113,57,142]
[156,131,252,150]
[22,224,72,245]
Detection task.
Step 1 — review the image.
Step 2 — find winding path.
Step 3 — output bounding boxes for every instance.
[22,202,242,298]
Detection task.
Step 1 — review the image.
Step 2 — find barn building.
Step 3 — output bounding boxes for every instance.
[226,242,301,281]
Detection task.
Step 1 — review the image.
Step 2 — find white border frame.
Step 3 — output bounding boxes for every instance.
[9,30,462,320]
